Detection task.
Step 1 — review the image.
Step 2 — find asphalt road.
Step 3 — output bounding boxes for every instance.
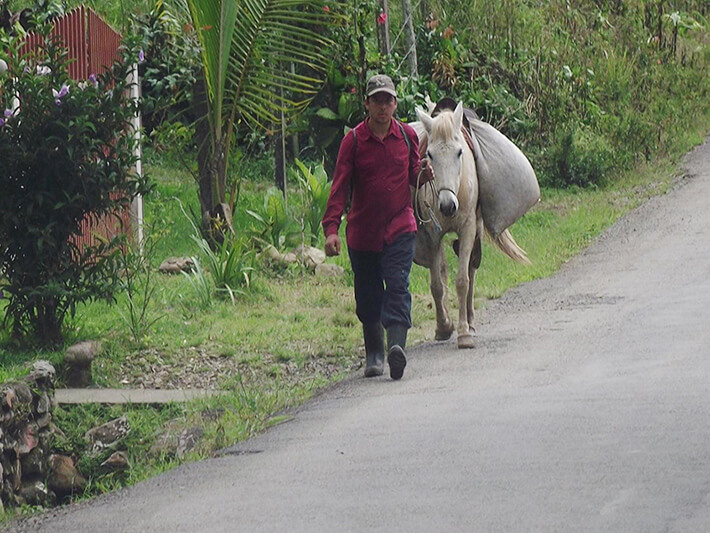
[7,137,710,532]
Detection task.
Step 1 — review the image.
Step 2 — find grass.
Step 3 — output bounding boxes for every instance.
[1,116,709,520]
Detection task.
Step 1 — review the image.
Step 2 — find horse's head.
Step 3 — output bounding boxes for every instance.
[416,102,467,218]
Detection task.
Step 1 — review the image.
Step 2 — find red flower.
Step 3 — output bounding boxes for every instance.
[377,12,387,25]
[324,5,329,12]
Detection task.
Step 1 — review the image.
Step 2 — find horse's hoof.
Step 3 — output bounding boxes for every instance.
[435,328,454,341]
[457,334,475,349]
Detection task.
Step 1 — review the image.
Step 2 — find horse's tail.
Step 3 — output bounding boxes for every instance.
[489,228,531,265]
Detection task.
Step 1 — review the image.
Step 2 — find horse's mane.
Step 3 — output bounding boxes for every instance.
[430,110,458,143]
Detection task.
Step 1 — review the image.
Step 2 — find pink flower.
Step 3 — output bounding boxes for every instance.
[377,12,387,25]
[324,5,329,12]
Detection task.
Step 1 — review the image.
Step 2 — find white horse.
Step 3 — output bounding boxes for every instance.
[412,103,530,348]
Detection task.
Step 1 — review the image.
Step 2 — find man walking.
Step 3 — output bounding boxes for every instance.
[322,74,430,380]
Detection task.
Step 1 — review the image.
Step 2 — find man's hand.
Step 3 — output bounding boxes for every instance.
[418,158,434,187]
[325,234,341,256]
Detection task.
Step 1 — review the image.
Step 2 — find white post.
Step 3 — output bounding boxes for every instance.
[128,63,145,254]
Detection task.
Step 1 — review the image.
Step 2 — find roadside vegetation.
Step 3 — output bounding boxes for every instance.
[1,0,709,518]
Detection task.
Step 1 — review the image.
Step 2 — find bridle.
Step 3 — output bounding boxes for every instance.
[414,125,476,233]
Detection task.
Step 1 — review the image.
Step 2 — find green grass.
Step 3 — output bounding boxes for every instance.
[1,118,709,519]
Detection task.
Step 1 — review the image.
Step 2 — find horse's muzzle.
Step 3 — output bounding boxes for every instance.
[438,189,459,217]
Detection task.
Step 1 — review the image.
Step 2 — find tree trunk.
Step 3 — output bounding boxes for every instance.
[194,75,216,217]
[376,0,391,57]
[402,0,418,78]
[193,75,233,245]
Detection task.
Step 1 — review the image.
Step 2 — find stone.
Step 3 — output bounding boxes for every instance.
[48,454,86,497]
[315,263,345,277]
[17,423,39,455]
[85,415,130,454]
[27,361,56,386]
[261,245,282,262]
[158,256,195,274]
[2,382,33,409]
[101,451,130,472]
[36,392,51,414]
[296,245,326,270]
[20,447,46,477]
[64,341,100,388]
[282,252,298,264]
[19,480,52,507]
[176,427,204,459]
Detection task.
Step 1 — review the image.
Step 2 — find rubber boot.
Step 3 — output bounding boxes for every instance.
[386,324,408,380]
[363,322,385,377]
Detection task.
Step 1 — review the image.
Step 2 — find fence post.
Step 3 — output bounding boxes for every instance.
[128,62,145,254]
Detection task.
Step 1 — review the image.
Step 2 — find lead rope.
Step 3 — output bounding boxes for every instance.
[414,163,442,234]
[416,125,476,233]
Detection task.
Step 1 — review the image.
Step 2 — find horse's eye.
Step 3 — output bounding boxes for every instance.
[426,150,433,160]
[457,148,463,158]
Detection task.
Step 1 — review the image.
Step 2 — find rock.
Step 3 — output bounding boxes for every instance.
[282,252,298,264]
[27,361,56,386]
[48,455,86,497]
[158,256,195,274]
[17,423,38,455]
[176,427,204,459]
[261,245,282,262]
[296,245,326,270]
[21,447,46,477]
[64,341,100,388]
[85,416,130,455]
[150,421,204,459]
[101,451,130,472]
[315,263,345,277]
[19,480,52,507]
[36,392,51,415]
[2,383,33,409]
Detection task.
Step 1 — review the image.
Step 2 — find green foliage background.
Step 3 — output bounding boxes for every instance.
[0,0,709,516]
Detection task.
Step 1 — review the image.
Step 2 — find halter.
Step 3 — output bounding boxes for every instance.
[414,125,477,233]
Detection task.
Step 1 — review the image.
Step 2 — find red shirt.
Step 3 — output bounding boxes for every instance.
[322,119,420,252]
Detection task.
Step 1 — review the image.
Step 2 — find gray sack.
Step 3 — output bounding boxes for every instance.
[431,98,540,238]
[469,118,540,237]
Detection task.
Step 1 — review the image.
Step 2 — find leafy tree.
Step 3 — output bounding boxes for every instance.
[183,0,336,240]
[0,28,151,346]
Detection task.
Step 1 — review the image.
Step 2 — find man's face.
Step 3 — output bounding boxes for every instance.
[365,92,397,126]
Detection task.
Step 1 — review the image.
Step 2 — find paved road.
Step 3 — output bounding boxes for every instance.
[7,138,710,532]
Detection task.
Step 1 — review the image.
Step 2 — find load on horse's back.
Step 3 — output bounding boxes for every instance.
[411,99,540,348]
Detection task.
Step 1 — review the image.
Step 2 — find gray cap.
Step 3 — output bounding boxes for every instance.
[366,74,397,98]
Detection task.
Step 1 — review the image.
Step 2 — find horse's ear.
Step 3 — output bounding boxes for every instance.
[454,102,464,129]
[416,107,433,132]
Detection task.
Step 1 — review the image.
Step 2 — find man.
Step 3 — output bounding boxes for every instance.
[322,74,432,380]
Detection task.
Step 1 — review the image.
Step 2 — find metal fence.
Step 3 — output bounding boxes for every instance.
[21,7,131,254]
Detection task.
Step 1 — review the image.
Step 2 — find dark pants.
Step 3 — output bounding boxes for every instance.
[348,232,415,329]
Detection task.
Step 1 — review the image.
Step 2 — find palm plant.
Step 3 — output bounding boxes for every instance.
[183,0,336,240]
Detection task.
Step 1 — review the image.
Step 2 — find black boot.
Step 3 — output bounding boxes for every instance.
[386,324,408,380]
[363,322,385,377]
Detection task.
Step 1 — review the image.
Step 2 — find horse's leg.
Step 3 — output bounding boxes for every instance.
[454,227,477,349]
[467,231,482,332]
[431,245,454,340]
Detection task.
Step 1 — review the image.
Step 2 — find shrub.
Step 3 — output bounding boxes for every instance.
[544,126,615,189]
[0,28,151,346]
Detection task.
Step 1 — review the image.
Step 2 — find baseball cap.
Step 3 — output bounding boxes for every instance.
[366,74,397,98]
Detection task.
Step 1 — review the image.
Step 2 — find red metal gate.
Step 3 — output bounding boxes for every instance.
[21,7,131,253]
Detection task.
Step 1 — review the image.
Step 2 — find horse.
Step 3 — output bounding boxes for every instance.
[411,102,531,349]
